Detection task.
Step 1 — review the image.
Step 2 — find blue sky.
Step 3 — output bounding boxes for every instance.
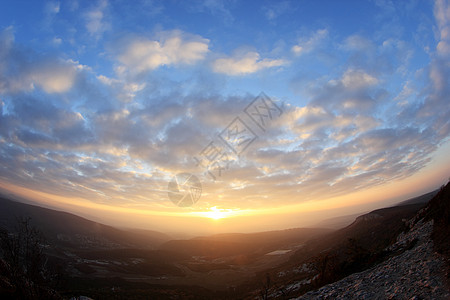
[0,0,449,231]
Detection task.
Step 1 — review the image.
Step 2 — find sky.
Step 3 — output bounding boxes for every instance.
[0,0,449,235]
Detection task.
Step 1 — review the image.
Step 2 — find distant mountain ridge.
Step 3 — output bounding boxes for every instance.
[314,188,439,229]
[0,197,170,249]
[396,189,439,206]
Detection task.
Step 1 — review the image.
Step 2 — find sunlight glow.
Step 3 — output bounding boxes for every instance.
[200,206,238,220]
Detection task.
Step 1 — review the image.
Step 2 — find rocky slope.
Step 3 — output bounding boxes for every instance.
[293,210,450,299]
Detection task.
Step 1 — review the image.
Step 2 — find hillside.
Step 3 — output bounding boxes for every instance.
[0,197,170,249]
[396,189,439,206]
[314,190,438,230]
[295,216,449,299]
[271,182,450,299]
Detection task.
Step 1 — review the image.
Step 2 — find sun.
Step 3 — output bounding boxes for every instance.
[192,206,247,220]
[203,206,233,220]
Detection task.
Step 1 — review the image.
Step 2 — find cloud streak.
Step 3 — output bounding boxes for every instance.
[116,31,209,75]
[212,51,287,75]
[291,29,328,56]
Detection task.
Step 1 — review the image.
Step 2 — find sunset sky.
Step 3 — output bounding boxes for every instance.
[0,0,449,235]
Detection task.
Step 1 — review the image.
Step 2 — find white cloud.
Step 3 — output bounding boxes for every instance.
[340,69,378,89]
[52,37,62,45]
[117,31,209,74]
[263,1,292,21]
[307,68,380,113]
[291,29,328,56]
[29,61,78,93]
[0,28,79,94]
[434,0,450,29]
[342,34,374,51]
[193,0,233,23]
[85,0,110,39]
[212,51,287,75]
[394,81,415,106]
[97,74,117,86]
[45,1,60,14]
[434,0,450,57]
[0,26,14,60]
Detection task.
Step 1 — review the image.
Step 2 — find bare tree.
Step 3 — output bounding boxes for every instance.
[0,217,61,299]
[259,273,271,300]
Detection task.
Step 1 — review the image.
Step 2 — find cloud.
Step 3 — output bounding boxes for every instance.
[29,61,79,93]
[116,31,209,75]
[342,34,374,52]
[340,69,379,89]
[52,37,62,45]
[212,51,287,75]
[0,89,258,205]
[45,1,60,14]
[308,68,380,113]
[8,94,93,148]
[434,0,450,57]
[411,0,450,142]
[291,29,328,56]
[241,106,435,202]
[0,28,80,94]
[84,0,110,39]
[187,0,234,24]
[0,26,14,69]
[263,1,293,21]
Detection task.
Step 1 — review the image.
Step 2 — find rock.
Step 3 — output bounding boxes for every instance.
[292,219,450,300]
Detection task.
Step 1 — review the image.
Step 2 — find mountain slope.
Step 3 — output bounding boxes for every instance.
[275,182,450,299]
[242,201,431,298]
[314,189,439,230]
[295,218,449,299]
[396,189,439,206]
[0,197,170,249]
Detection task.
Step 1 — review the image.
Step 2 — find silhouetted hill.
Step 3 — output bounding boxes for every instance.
[314,189,439,230]
[286,202,425,265]
[396,189,439,206]
[425,182,450,265]
[313,213,362,229]
[0,197,170,249]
